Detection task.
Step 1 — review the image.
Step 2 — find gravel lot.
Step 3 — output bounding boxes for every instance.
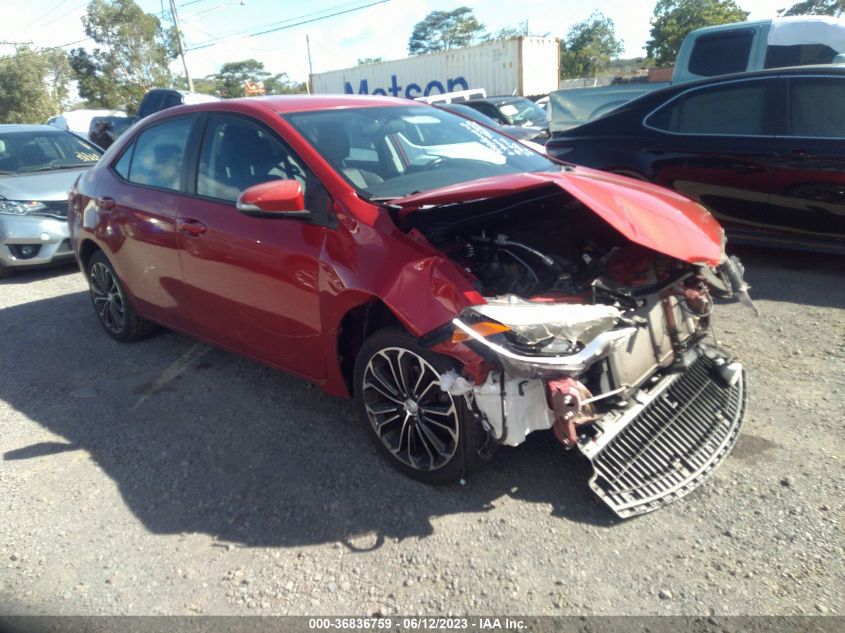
[0,246,843,617]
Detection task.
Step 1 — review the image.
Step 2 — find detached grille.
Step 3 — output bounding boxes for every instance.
[584,353,746,518]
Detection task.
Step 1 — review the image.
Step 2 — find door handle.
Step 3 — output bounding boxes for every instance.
[177,218,207,236]
[96,196,115,210]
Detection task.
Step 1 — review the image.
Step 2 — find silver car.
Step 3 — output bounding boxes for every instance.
[0,124,102,279]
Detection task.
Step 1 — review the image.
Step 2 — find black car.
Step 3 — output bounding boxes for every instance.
[463,96,549,130]
[435,102,549,145]
[546,66,845,254]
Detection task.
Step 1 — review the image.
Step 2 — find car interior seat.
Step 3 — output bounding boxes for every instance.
[312,120,383,189]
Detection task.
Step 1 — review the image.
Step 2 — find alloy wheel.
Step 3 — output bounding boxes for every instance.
[362,347,460,471]
[89,262,125,334]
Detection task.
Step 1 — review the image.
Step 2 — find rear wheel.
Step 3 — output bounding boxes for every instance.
[353,327,486,485]
[87,250,158,342]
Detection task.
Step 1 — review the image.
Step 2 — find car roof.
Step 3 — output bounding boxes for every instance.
[145,94,418,119]
[616,63,845,109]
[469,96,530,106]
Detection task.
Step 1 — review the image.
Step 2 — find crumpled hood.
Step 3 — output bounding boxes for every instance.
[392,167,725,266]
[0,167,91,202]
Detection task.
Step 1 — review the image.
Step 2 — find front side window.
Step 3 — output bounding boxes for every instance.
[0,131,101,174]
[688,31,754,77]
[647,80,770,136]
[197,116,314,203]
[788,77,845,138]
[285,106,557,200]
[125,117,193,191]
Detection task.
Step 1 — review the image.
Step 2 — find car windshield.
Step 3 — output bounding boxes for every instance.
[0,130,101,174]
[284,105,558,200]
[496,98,549,126]
[440,104,501,128]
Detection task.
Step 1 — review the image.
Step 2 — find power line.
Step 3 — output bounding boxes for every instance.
[180,0,361,43]
[24,0,75,29]
[187,0,389,51]
[37,0,89,29]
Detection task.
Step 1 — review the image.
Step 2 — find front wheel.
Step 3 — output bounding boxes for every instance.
[353,327,486,485]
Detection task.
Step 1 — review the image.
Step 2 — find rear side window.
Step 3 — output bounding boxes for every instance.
[765,44,839,69]
[647,80,770,135]
[688,31,754,77]
[136,92,164,119]
[788,77,845,138]
[125,117,193,191]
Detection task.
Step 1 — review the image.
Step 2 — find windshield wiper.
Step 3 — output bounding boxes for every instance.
[20,164,90,173]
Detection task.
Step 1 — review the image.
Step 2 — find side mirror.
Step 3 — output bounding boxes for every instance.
[236,179,310,220]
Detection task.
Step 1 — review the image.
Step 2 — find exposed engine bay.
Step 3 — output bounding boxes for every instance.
[397,184,752,517]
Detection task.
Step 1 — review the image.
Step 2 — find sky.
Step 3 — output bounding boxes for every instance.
[4,0,801,84]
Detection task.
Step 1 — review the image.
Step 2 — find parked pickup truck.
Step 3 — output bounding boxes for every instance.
[549,15,845,131]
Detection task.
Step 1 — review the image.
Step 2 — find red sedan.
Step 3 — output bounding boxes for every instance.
[69,95,750,517]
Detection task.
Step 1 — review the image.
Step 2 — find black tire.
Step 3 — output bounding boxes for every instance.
[353,326,486,485]
[0,263,13,280]
[86,250,158,342]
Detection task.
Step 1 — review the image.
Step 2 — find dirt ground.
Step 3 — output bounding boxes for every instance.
[0,246,842,617]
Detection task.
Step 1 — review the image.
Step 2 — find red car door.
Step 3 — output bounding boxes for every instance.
[104,115,198,327]
[175,113,331,381]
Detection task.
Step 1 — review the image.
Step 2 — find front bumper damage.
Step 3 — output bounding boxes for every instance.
[445,300,747,518]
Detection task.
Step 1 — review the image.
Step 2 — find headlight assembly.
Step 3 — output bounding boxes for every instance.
[0,200,48,216]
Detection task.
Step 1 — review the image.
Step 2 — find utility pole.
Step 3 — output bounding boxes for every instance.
[306,34,313,94]
[168,0,194,91]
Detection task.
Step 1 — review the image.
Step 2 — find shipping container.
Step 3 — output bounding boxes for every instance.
[309,37,560,98]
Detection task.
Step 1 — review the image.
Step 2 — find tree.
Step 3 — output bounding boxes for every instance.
[357,57,383,65]
[647,0,749,67]
[560,12,625,78]
[778,0,844,15]
[0,46,71,123]
[207,59,269,97]
[263,72,306,95]
[484,21,530,41]
[408,7,485,55]
[69,0,175,114]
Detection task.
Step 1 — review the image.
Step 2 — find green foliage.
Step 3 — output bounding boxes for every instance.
[69,0,173,114]
[208,59,269,97]
[483,21,530,42]
[197,60,305,97]
[263,73,306,95]
[0,46,72,123]
[647,0,749,67]
[408,7,485,55]
[778,0,844,15]
[357,57,383,65]
[560,12,625,78]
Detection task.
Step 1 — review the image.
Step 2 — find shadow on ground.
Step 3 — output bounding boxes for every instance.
[0,290,616,553]
[0,262,79,285]
[729,245,845,309]
[3,246,834,550]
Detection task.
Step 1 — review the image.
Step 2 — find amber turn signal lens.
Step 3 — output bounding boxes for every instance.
[451,321,510,344]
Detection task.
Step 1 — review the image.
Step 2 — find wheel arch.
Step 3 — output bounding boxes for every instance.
[77,238,103,273]
[335,297,405,397]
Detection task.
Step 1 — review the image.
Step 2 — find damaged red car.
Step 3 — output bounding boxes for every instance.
[69,96,752,517]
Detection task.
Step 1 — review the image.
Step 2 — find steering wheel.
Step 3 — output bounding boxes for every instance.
[422,156,446,171]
